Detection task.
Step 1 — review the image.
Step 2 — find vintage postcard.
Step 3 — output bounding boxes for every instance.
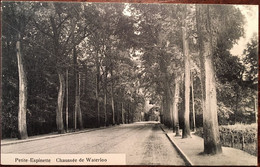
[1,1,258,166]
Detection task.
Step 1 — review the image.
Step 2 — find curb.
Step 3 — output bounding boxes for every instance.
[160,125,194,166]
[1,126,113,146]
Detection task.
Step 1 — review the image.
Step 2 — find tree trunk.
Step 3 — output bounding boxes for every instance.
[125,112,127,124]
[235,88,239,123]
[128,103,130,124]
[163,94,168,127]
[104,69,108,126]
[16,33,28,139]
[165,90,171,128]
[111,66,115,125]
[199,5,222,154]
[131,106,134,123]
[66,68,69,132]
[162,97,166,124]
[182,5,191,138]
[73,47,83,130]
[76,96,83,129]
[159,55,172,128]
[50,16,65,134]
[168,88,174,130]
[104,89,107,126]
[95,53,100,127]
[255,97,258,123]
[203,43,222,154]
[196,4,206,131]
[77,72,83,129]
[163,77,172,129]
[73,47,77,130]
[57,70,65,134]
[111,95,115,125]
[173,77,180,136]
[191,74,196,132]
[121,102,124,124]
[160,100,163,123]
[116,102,120,125]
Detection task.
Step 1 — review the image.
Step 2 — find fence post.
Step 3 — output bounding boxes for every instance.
[241,134,245,150]
[222,134,225,145]
[231,134,234,147]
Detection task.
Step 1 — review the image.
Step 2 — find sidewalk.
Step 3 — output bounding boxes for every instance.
[1,123,142,146]
[1,126,113,146]
[161,125,257,166]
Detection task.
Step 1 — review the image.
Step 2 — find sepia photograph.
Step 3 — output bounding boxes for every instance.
[1,1,258,166]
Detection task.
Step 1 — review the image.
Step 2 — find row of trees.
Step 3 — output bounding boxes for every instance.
[131,4,257,154]
[2,2,144,139]
[2,2,257,155]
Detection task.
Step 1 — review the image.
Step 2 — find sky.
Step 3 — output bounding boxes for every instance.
[230,5,258,57]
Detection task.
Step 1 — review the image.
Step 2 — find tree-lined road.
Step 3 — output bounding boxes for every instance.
[1,122,185,165]
[3,3,257,158]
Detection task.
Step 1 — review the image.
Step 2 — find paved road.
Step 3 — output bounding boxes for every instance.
[1,122,185,165]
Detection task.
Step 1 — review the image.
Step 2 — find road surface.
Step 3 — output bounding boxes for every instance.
[1,122,185,165]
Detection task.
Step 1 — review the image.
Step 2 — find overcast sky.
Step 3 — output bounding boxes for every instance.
[230,5,258,57]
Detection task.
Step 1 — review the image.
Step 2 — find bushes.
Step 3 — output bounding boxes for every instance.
[220,124,257,156]
[194,124,257,156]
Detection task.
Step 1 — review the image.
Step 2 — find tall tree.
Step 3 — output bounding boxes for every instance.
[16,29,28,139]
[242,36,258,123]
[33,3,96,133]
[191,72,196,132]
[197,4,222,154]
[2,2,36,139]
[73,47,83,130]
[181,5,191,138]
[173,75,181,136]
[111,64,116,125]
[103,67,108,126]
[95,51,101,127]
[243,35,258,89]
[65,68,69,132]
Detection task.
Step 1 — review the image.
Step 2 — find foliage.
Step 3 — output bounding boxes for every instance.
[243,35,258,90]
[2,2,146,138]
